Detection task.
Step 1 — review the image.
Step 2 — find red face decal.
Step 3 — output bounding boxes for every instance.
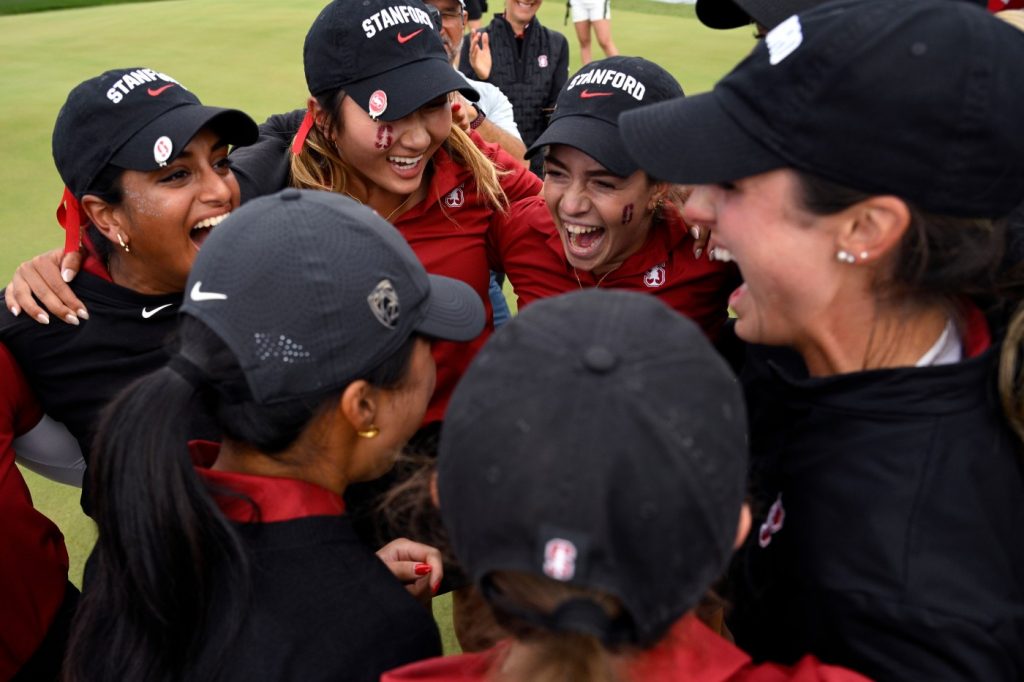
[375,123,394,150]
[621,203,634,225]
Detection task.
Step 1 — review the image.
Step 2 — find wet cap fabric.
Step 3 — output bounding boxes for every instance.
[622,0,1024,218]
[51,67,257,253]
[696,0,824,30]
[303,0,478,122]
[180,189,485,405]
[438,289,748,647]
[525,56,683,178]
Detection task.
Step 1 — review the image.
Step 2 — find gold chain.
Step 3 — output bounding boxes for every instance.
[572,267,613,290]
[384,193,416,222]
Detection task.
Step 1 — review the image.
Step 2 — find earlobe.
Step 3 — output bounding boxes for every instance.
[80,194,124,247]
[735,503,752,549]
[837,195,910,263]
[340,380,377,434]
[308,96,334,141]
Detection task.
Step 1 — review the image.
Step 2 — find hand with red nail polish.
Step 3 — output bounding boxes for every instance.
[376,538,445,608]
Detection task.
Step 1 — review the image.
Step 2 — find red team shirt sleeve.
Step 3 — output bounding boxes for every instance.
[0,343,70,679]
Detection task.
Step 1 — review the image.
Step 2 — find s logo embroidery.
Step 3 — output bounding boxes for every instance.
[758,493,786,548]
[542,538,577,581]
[537,54,548,68]
[443,184,465,208]
[643,263,666,288]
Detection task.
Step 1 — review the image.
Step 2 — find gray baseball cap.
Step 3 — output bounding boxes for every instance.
[181,188,485,405]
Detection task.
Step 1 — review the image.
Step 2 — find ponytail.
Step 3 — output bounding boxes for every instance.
[64,366,248,682]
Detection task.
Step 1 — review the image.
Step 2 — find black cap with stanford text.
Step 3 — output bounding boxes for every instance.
[51,67,257,253]
[180,189,485,405]
[623,0,1024,219]
[304,0,478,122]
[438,289,747,647]
[525,56,683,178]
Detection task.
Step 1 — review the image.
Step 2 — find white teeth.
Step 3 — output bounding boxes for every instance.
[709,246,734,262]
[563,223,601,235]
[388,154,423,168]
[192,213,229,231]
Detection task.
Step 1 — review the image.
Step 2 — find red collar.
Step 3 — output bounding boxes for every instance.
[189,440,346,523]
[959,299,991,358]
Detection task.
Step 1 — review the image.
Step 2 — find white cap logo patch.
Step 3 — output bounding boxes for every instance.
[766,15,803,66]
[542,538,578,581]
[368,278,400,328]
[368,90,388,120]
[153,136,173,166]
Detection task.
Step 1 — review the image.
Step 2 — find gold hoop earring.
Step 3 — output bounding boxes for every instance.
[117,233,130,254]
[356,425,380,439]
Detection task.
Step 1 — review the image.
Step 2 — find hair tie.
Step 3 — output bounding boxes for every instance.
[167,354,208,389]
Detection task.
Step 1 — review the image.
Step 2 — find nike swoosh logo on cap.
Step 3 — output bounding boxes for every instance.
[397,29,424,44]
[189,282,227,302]
[141,303,174,319]
[147,84,176,97]
[579,90,613,98]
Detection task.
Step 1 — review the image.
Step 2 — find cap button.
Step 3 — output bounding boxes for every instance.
[582,346,617,373]
[280,188,301,201]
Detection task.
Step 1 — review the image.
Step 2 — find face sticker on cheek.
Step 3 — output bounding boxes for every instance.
[621,203,634,225]
[375,123,394,150]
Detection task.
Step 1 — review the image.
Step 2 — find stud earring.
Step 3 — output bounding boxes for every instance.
[859,251,869,260]
[835,249,856,264]
[356,425,380,439]
[117,233,131,254]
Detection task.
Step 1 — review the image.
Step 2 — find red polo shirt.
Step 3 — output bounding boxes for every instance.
[489,196,740,341]
[395,133,541,425]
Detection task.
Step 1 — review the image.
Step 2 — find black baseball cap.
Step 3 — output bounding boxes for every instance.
[438,289,748,647]
[180,189,485,405]
[52,67,257,252]
[622,0,1024,219]
[304,0,478,122]
[696,0,824,30]
[525,56,683,178]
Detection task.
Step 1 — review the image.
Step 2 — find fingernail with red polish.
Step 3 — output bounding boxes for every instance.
[431,581,441,595]
[452,103,461,112]
[414,563,432,576]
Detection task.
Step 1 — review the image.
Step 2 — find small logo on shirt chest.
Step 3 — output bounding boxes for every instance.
[643,263,666,288]
[443,184,465,208]
[537,54,548,68]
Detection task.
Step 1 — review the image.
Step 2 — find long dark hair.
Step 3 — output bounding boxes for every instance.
[63,316,418,681]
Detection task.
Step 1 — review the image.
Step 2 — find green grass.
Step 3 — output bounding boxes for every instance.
[1,0,749,658]
[0,0,169,15]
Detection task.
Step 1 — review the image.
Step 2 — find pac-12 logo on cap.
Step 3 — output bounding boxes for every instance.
[542,538,578,581]
[368,90,388,120]
[153,136,173,167]
[643,263,666,288]
[368,279,400,328]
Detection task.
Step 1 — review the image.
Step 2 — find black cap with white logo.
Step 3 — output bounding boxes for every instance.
[438,289,747,647]
[304,0,478,122]
[181,189,484,405]
[623,0,1024,218]
[51,67,257,254]
[525,57,683,178]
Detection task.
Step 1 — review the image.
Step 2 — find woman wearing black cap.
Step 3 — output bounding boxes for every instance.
[492,56,738,342]
[63,189,486,682]
[383,290,867,682]
[0,67,257,680]
[621,1,1024,679]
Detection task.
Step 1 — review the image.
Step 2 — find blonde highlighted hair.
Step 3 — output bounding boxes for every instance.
[289,90,509,219]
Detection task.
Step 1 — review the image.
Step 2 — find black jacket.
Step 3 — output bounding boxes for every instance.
[726,340,1024,681]
[459,13,568,175]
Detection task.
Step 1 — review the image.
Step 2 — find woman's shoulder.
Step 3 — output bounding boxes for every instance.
[382,641,507,682]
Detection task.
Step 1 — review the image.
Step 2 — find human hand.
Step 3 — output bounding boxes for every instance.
[5,249,87,325]
[469,30,492,81]
[451,95,480,133]
[376,537,443,608]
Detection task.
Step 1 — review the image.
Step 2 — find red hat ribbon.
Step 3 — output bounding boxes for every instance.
[291,109,316,156]
[56,186,84,255]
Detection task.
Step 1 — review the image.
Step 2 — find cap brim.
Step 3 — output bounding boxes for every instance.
[347,57,479,122]
[736,0,823,30]
[416,273,486,342]
[695,0,752,29]
[111,105,258,171]
[527,116,637,178]
[619,91,785,185]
